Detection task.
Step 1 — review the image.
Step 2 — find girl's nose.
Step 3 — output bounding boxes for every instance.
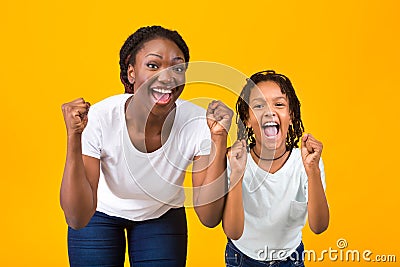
[264,108,276,117]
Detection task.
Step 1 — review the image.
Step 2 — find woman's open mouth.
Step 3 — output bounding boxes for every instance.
[151,87,173,105]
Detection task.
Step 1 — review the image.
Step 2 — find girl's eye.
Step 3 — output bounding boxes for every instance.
[147,63,159,69]
[276,102,285,107]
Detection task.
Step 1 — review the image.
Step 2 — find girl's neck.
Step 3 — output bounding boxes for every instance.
[251,145,291,174]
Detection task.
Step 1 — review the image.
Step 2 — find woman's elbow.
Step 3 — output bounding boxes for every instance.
[223,226,243,240]
[65,215,91,230]
[227,231,243,240]
[199,215,221,228]
[62,207,95,230]
[194,206,222,228]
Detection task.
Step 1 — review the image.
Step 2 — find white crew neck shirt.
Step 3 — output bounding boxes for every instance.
[81,94,211,221]
[228,148,326,260]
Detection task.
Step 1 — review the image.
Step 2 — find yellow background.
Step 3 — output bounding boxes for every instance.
[1,0,399,266]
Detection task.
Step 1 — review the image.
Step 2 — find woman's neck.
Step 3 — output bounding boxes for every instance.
[126,96,175,134]
[125,96,176,153]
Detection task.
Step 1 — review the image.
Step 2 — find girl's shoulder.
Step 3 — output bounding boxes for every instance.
[288,148,302,162]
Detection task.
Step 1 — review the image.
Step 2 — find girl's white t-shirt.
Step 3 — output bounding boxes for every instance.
[82,94,211,221]
[228,148,326,261]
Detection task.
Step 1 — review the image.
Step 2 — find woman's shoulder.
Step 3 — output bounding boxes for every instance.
[87,94,130,122]
[174,99,209,135]
[89,94,130,113]
[92,94,131,108]
[176,99,206,116]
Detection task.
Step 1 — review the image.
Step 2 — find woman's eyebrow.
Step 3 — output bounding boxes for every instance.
[145,53,163,59]
[172,56,184,62]
[145,53,184,62]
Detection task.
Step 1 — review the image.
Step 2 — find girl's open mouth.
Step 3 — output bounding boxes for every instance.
[262,121,279,138]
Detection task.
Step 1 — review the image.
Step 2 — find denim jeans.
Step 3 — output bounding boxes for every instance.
[68,207,187,267]
[225,239,305,267]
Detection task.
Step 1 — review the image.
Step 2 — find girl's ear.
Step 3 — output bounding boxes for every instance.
[289,111,294,126]
[127,64,135,84]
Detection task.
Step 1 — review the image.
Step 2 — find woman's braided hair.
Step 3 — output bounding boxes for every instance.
[119,26,190,93]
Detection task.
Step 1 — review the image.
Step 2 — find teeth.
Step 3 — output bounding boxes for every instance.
[152,88,172,94]
[263,122,278,127]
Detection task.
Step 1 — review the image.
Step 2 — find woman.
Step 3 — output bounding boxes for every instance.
[61,25,232,267]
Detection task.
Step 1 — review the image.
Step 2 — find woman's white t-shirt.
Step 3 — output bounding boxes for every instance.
[82,94,211,221]
[228,148,326,261]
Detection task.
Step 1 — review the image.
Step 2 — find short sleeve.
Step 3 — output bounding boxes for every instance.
[319,158,326,191]
[226,158,232,188]
[194,115,211,157]
[81,107,102,159]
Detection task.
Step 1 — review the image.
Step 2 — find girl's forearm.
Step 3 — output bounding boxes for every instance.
[306,168,329,234]
[222,173,244,240]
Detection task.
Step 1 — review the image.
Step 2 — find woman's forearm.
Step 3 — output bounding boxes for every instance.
[193,134,228,228]
[60,135,98,229]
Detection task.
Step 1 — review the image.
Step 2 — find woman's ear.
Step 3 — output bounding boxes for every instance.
[127,64,135,84]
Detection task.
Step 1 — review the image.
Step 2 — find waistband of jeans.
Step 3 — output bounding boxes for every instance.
[228,239,304,264]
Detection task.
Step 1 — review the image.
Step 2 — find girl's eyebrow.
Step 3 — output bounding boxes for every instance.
[273,96,288,101]
[250,96,287,103]
[250,97,266,103]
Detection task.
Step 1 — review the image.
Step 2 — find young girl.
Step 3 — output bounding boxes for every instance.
[223,70,329,266]
[61,25,232,267]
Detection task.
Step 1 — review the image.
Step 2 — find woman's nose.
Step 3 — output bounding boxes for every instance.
[157,68,173,83]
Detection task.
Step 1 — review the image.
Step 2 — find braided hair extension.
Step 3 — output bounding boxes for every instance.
[236,70,304,150]
[119,26,190,93]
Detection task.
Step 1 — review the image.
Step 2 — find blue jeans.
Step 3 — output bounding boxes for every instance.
[225,239,305,267]
[68,207,187,267]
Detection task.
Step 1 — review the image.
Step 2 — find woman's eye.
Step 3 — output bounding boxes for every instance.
[147,63,159,69]
[172,64,186,73]
[253,104,264,109]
